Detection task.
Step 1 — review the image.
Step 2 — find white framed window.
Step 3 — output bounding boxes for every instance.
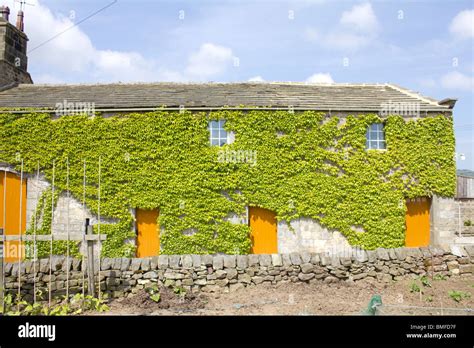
[366,123,386,150]
[209,120,231,146]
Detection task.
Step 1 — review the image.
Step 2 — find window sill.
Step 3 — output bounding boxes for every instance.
[366,148,387,152]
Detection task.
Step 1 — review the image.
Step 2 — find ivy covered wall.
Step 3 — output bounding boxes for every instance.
[0,111,456,256]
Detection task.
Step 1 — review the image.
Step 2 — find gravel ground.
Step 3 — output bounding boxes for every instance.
[103,274,474,316]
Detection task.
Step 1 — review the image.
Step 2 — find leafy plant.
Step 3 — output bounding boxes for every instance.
[173,286,186,296]
[420,275,432,288]
[0,111,456,254]
[410,282,421,293]
[448,290,471,303]
[425,295,433,302]
[0,292,109,316]
[464,220,472,227]
[145,284,161,303]
[434,274,447,281]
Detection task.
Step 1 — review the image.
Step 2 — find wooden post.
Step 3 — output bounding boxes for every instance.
[86,219,95,297]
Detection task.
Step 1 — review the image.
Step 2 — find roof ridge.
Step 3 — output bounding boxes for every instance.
[385,83,443,107]
[17,81,391,88]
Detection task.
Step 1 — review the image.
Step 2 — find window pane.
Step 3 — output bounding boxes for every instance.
[219,139,227,146]
[366,141,370,149]
[211,138,219,146]
[370,131,378,139]
[379,141,386,149]
[210,120,219,128]
[219,120,226,128]
[370,141,378,149]
[219,130,227,139]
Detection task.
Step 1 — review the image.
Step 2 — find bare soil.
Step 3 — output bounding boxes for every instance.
[104,275,474,316]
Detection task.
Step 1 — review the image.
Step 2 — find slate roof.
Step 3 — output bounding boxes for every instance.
[0,82,454,113]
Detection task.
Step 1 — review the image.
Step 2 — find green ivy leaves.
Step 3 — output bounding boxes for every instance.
[0,111,456,254]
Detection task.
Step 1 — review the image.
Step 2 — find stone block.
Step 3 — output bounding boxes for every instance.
[300,263,314,274]
[213,255,224,270]
[202,255,213,266]
[238,273,251,284]
[259,254,272,267]
[464,245,474,258]
[300,251,311,264]
[158,255,169,269]
[428,246,444,257]
[310,253,321,265]
[149,256,159,270]
[298,273,315,281]
[182,255,193,268]
[236,255,248,269]
[282,254,292,266]
[271,254,282,267]
[226,268,238,280]
[192,254,202,267]
[223,255,236,268]
[290,252,302,265]
[248,254,259,266]
[394,248,407,261]
[375,248,390,261]
[169,255,181,269]
[140,258,151,271]
[130,258,141,271]
[367,251,377,263]
[143,271,158,279]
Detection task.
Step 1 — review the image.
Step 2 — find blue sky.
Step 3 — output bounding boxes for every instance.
[5,0,474,169]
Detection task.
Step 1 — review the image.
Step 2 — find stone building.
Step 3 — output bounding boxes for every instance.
[0,8,470,258]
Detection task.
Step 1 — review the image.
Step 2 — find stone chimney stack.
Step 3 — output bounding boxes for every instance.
[16,10,24,32]
[0,5,9,21]
[0,5,32,87]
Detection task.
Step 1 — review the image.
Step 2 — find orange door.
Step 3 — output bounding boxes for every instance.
[136,208,159,257]
[249,207,277,254]
[0,171,27,262]
[405,197,431,247]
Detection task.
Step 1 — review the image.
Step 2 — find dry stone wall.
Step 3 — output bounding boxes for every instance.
[4,246,474,300]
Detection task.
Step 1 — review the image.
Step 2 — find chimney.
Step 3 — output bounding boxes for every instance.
[0,5,32,87]
[0,5,9,21]
[16,10,24,32]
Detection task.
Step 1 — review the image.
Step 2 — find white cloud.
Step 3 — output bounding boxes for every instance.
[185,43,235,80]
[11,1,234,83]
[340,2,379,32]
[449,10,474,39]
[305,73,334,83]
[440,71,474,91]
[248,76,265,82]
[303,3,379,51]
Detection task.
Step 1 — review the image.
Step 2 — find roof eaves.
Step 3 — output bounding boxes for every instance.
[385,83,447,108]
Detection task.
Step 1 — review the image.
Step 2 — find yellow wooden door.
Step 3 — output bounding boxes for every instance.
[405,197,431,247]
[0,171,27,262]
[249,207,277,254]
[136,208,159,257]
